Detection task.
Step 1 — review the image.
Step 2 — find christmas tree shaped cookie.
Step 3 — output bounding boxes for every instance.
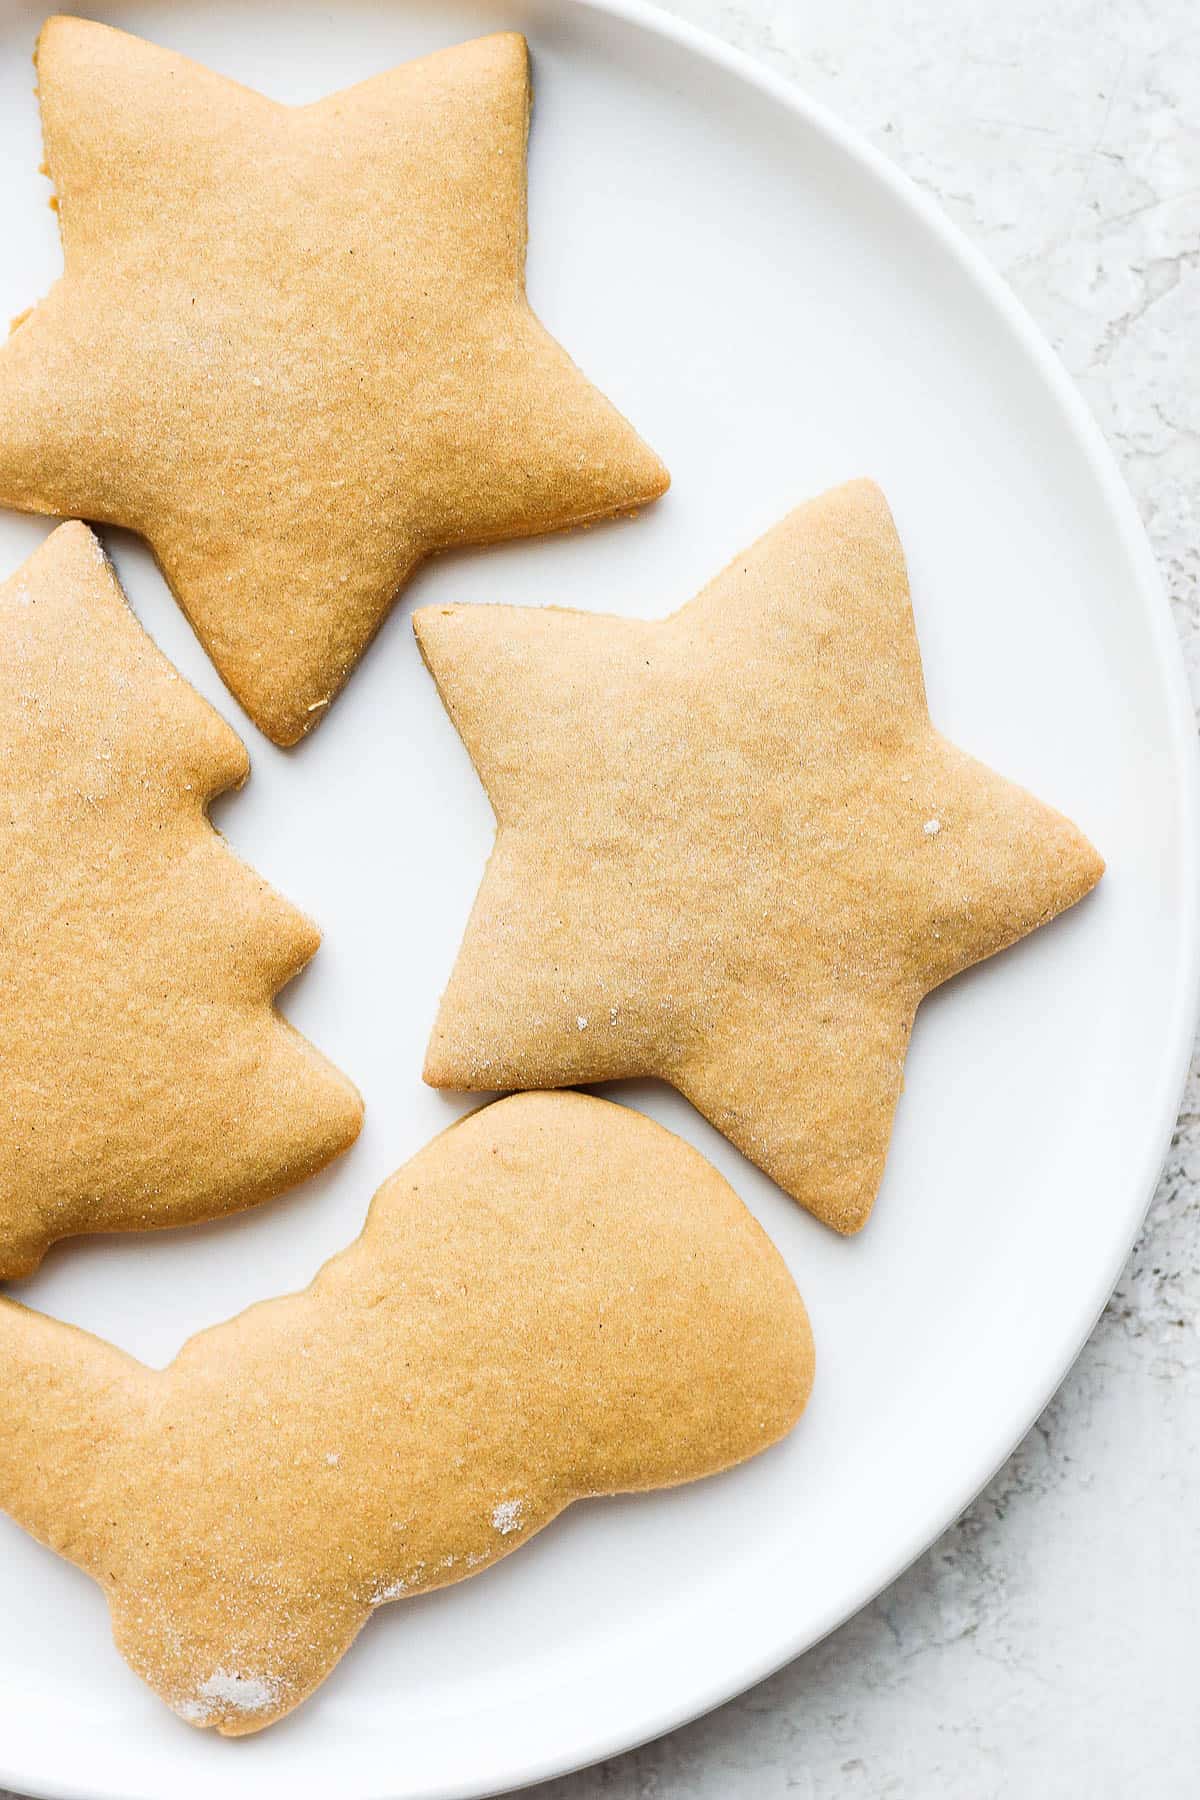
[0,1092,812,1734]
[416,480,1104,1234]
[0,18,669,745]
[0,523,362,1279]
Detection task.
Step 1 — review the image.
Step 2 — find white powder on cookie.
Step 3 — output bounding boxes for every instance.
[174,1668,283,1723]
[370,1577,407,1605]
[491,1497,525,1535]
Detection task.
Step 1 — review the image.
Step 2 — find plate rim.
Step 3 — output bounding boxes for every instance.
[1,1,1198,1796]
[495,2,1200,1792]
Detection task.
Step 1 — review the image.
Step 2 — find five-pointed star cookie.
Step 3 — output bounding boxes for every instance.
[416,479,1105,1234]
[0,522,363,1279]
[0,19,669,745]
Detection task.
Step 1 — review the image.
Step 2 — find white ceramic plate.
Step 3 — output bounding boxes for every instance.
[0,2,1195,1797]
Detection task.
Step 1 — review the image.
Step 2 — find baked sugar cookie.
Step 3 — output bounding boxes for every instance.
[0,1091,813,1734]
[416,480,1104,1233]
[0,19,669,745]
[0,523,362,1279]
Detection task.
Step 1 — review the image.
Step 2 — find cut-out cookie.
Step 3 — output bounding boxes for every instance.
[0,523,362,1278]
[0,19,669,746]
[0,1091,813,1734]
[416,480,1105,1234]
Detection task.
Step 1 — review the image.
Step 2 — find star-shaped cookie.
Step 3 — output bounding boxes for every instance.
[416,480,1104,1234]
[0,19,668,745]
[0,522,362,1279]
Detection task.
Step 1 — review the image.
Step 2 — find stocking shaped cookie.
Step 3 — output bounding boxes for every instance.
[0,18,669,744]
[0,523,362,1278]
[416,480,1105,1233]
[0,1092,813,1734]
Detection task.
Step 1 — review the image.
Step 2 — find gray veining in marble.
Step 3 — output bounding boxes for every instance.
[3,3,1197,1797]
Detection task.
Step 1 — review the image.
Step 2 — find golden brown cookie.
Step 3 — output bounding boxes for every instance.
[416,479,1104,1234]
[0,18,669,745]
[0,1091,813,1735]
[0,522,362,1279]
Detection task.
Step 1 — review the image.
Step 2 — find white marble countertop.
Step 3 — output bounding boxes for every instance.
[520,2,1200,1796]
[4,3,1197,1797]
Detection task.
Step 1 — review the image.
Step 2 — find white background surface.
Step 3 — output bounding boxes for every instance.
[1,1,1197,1796]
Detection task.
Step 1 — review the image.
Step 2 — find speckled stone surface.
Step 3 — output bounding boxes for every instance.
[3,3,1197,1797]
